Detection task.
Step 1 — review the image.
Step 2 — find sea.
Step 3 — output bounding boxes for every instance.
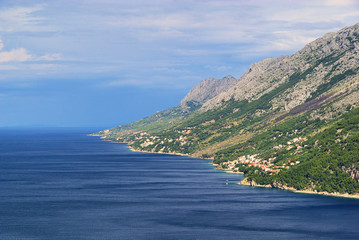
[1,128,359,240]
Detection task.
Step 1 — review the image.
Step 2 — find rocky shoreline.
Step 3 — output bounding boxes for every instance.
[238,177,359,199]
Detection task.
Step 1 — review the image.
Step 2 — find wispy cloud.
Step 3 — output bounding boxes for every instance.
[36,53,62,61]
[0,0,358,87]
[97,0,359,56]
[0,5,47,32]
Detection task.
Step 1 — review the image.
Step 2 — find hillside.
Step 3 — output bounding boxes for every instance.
[96,23,359,196]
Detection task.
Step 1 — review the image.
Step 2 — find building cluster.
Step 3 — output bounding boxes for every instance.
[222,155,278,174]
[272,136,308,155]
[222,136,308,174]
[138,132,189,148]
[177,128,193,135]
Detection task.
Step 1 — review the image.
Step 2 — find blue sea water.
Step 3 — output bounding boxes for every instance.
[1,128,359,240]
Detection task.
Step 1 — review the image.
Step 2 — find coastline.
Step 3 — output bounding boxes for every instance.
[238,177,359,199]
[128,145,190,157]
[95,135,359,200]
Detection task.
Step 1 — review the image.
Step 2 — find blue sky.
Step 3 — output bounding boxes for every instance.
[0,0,358,127]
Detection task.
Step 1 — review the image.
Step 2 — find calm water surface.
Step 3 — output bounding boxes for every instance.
[1,128,359,240]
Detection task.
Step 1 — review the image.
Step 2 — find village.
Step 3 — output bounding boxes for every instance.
[130,131,190,149]
[221,136,308,174]
[120,129,310,175]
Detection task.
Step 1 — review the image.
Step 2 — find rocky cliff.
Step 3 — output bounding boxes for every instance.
[181,75,237,106]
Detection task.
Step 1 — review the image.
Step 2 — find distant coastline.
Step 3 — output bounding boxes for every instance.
[93,134,359,200]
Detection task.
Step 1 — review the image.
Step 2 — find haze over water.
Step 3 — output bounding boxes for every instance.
[1,128,359,239]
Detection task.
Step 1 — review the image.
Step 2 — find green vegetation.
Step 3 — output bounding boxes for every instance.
[243,108,359,194]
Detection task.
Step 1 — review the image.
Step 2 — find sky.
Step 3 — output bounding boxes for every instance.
[0,0,358,128]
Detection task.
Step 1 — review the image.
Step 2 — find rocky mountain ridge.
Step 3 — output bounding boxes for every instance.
[202,23,359,112]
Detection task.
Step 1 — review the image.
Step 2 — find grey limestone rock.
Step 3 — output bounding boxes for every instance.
[181,75,237,106]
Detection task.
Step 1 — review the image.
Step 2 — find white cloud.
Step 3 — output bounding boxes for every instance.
[0,48,33,63]
[0,39,62,64]
[0,49,63,63]
[37,53,62,61]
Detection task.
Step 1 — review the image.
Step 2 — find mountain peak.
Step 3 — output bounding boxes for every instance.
[180,75,237,106]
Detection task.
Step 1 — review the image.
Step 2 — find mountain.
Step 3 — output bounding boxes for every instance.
[95,23,359,197]
[202,24,359,111]
[181,75,237,106]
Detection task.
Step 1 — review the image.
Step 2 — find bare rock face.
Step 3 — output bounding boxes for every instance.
[342,166,359,182]
[202,56,291,110]
[180,75,237,106]
[202,23,359,113]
